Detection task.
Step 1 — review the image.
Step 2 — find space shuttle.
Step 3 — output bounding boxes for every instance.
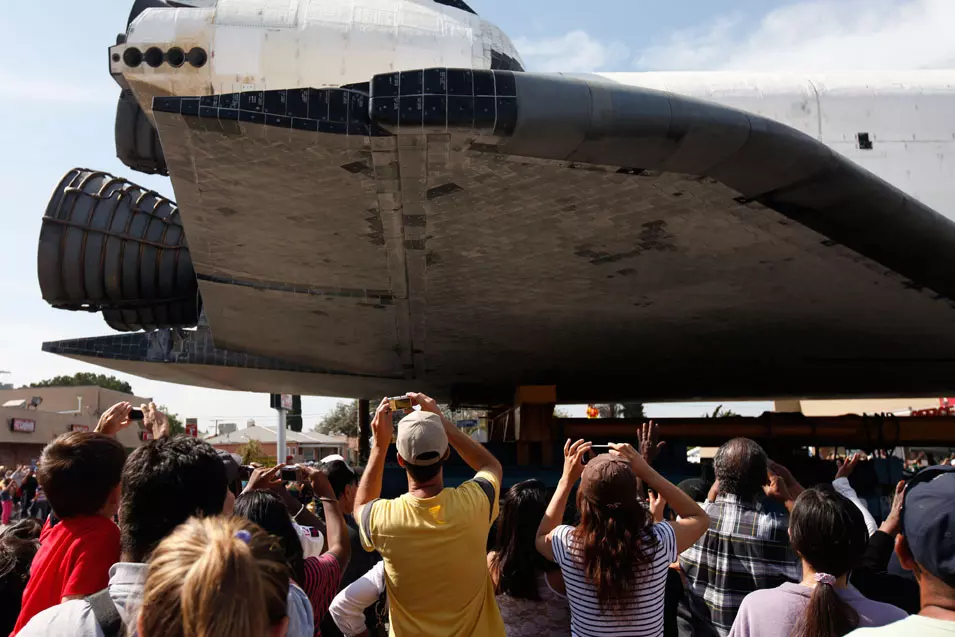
[37,0,955,404]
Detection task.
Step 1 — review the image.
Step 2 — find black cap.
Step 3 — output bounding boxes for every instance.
[902,464,955,586]
[216,449,242,485]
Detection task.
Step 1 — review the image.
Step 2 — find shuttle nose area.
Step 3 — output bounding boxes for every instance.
[110,0,523,175]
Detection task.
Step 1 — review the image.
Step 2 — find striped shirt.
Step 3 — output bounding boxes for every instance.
[303,553,343,637]
[678,495,801,636]
[551,522,678,637]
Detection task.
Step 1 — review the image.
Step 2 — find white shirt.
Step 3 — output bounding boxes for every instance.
[329,561,386,636]
[832,477,879,536]
[848,615,955,636]
[293,522,325,559]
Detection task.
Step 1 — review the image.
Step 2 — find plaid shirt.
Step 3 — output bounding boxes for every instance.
[678,494,801,636]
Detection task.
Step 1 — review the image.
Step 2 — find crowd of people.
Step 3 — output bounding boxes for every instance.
[0,465,44,526]
[0,394,953,637]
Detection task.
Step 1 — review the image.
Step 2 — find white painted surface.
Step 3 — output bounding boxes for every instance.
[120,0,522,96]
[118,3,954,219]
[602,71,955,219]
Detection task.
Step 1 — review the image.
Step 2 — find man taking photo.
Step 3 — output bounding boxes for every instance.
[354,392,504,636]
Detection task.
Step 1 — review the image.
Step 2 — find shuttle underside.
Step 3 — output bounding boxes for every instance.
[38,1,955,402]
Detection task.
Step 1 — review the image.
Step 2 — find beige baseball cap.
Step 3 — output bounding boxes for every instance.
[396,410,449,466]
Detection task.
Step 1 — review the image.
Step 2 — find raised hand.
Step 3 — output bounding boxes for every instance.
[408,392,440,416]
[371,397,394,448]
[561,439,592,484]
[835,452,864,480]
[768,459,804,498]
[300,463,336,499]
[764,470,793,503]
[609,442,652,479]
[649,489,667,522]
[143,403,170,439]
[880,479,906,536]
[637,421,666,465]
[95,402,132,436]
[242,465,284,495]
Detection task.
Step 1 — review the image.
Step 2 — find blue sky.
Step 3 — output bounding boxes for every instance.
[2,0,953,431]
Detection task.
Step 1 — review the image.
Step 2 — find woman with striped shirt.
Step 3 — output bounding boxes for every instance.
[535,437,709,637]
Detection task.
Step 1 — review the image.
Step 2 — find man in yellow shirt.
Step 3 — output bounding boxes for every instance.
[355,392,505,636]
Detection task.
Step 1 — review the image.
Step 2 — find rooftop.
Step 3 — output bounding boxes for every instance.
[205,424,346,446]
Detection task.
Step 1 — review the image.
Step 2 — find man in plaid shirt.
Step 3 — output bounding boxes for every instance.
[679,438,802,636]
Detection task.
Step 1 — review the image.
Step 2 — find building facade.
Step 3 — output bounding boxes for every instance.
[0,386,153,467]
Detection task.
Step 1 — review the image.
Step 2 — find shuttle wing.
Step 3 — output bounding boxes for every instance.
[40,69,955,401]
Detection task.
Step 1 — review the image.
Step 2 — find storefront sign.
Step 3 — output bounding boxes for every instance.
[10,418,36,433]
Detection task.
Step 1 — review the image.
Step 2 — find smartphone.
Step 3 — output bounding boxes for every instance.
[238,465,254,480]
[280,467,301,482]
[388,396,413,411]
[129,409,144,420]
[582,444,612,465]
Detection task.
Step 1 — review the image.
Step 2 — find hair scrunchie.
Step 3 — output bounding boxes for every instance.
[813,572,836,586]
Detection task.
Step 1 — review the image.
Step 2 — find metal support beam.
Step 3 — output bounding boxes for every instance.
[561,413,955,447]
[358,399,371,463]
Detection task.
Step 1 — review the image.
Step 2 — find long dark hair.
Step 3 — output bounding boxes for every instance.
[234,491,305,586]
[489,479,553,599]
[789,485,868,637]
[573,486,655,611]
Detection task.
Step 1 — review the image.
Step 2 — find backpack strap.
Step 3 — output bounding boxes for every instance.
[87,589,125,637]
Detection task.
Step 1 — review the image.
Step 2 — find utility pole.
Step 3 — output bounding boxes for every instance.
[270,394,292,463]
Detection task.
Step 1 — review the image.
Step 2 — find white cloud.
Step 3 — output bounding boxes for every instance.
[637,0,955,71]
[514,30,630,73]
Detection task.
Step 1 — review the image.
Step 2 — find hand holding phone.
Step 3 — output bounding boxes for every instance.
[388,396,413,411]
[280,467,301,482]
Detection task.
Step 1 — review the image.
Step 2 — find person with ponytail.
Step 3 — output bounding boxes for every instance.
[138,516,291,637]
[235,464,350,637]
[729,485,907,637]
[488,479,570,637]
[536,435,709,636]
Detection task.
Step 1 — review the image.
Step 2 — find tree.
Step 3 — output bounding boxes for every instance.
[594,402,646,419]
[314,401,360,437]
[158,405,184,436]
[239,439,264,465]
[29,372,132,394]
[706,404,739,418]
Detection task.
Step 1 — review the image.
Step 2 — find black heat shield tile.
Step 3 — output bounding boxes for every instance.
[152,68,520,139]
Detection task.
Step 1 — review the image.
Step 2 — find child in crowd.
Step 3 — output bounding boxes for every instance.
[0,519,43,636]
[11,431,127,634]
[137,516,290,637]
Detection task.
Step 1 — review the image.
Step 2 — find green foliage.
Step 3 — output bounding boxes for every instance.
[29,373,132,394]
[314,401,361,437]
[239,439,264,465]
[595,402,646,419]
[706,404,739,418]
[158,405,185,435]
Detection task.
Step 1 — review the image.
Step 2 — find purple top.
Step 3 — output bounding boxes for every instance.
[728,582,908,637]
